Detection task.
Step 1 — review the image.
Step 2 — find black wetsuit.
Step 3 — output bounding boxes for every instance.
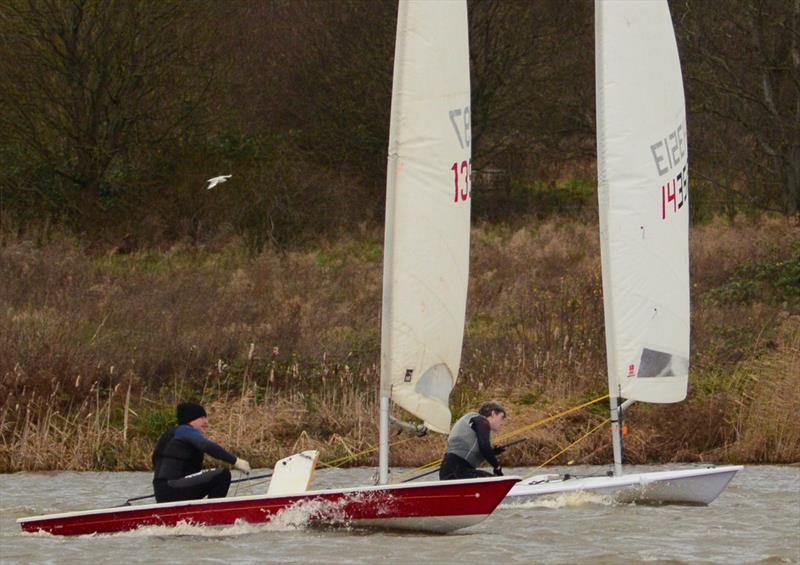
[152,425,236,503]
[440,414,501,480]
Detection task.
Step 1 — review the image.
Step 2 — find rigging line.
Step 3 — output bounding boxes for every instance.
[393,437,527,484]
[390,459,444,483]
[391,393,610,482]
[535,417,610,470]
[236,478,271,492]
[494,394,610,444]
[416,459,443,470]
[388,459,445,484]
[319,435,418,469]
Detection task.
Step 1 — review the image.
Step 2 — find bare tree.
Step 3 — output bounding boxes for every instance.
[231,1,395,177]
[0,0,218,224]
[469,0,594,169]
[677,0,800,216]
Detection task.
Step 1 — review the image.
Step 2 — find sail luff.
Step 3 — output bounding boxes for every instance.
[378,0,409,486]
[596,0,625,476]
[380,0,407,401]
[595,0,620,401]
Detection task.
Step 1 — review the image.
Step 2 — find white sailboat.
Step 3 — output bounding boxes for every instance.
[18,1,519,537]
[505,0,741,505]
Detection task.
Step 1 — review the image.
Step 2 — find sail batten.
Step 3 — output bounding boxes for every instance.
[596,0,690,404]
[380,0,471,434]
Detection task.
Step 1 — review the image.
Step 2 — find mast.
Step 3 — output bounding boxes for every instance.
[378,395,390,484]
[596,0,624,478]
[377,0,406,487]
[610,397,624,476]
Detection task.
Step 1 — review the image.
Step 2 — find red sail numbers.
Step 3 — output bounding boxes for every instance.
[451,159,471,202]
[661,163,688,220]
[448,106,471,203]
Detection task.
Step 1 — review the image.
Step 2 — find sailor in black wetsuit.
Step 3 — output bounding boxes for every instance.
[440,401,508,480]
[152,402,251,503]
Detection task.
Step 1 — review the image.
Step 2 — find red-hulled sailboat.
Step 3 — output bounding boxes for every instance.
[19,0,517,537]
[18,476,519,536]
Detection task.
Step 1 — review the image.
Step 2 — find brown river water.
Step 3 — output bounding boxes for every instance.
[1,465,798,564]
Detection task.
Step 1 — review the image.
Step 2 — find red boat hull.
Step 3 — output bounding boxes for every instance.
[18,476,519,536]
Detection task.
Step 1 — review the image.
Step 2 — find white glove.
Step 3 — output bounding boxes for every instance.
[234,458,251,474]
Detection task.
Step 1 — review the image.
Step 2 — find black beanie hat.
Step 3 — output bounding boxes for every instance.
[177,402,207,425]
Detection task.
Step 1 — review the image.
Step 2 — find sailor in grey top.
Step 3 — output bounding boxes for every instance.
[440,401,508,480]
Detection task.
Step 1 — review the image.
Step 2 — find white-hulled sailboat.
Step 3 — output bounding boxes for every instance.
[18,1,518,536]
[505,0,741,506]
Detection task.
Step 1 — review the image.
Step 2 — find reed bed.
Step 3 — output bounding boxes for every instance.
[1,215,798,471]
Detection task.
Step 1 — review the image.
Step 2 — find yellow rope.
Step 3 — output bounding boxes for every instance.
[235,478,271,493]
[319,435,418,468]
[415,459,442,471]
[391,393,610,482]
[534,417,610,469]
[495,393,609,444]
[392,457,444,479]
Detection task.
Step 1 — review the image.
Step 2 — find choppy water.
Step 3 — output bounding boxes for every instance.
[1,465,798,564]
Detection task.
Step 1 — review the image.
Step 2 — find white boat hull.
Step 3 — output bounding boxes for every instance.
[505,466,742,506]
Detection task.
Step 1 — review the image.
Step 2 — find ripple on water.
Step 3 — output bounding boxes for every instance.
[1,466,798,565]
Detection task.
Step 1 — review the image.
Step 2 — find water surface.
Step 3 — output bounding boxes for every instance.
[1,465,797,564]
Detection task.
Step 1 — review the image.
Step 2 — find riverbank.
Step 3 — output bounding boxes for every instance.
[1,215,798,471]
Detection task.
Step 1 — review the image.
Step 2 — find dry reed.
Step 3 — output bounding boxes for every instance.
[1,215,797,471]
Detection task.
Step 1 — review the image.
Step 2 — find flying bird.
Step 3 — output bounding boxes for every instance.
[206,175,232,190]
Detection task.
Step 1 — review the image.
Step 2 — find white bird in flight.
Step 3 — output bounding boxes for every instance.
[206,175,232,190]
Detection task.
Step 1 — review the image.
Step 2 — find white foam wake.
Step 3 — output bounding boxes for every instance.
[502,490,614,509]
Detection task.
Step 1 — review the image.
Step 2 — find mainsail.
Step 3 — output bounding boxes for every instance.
[596,0,690,405]
[381,0,472,434]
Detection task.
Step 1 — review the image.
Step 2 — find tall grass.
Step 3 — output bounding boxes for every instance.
[721,315,800,462]
[1,215,797,471]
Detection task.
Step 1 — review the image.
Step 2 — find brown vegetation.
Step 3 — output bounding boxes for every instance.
[1,216,797,472]
[2,1,796,474]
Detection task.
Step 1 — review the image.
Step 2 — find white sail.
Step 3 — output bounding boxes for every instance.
[381,0,472,434]
[596,0,689,404]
